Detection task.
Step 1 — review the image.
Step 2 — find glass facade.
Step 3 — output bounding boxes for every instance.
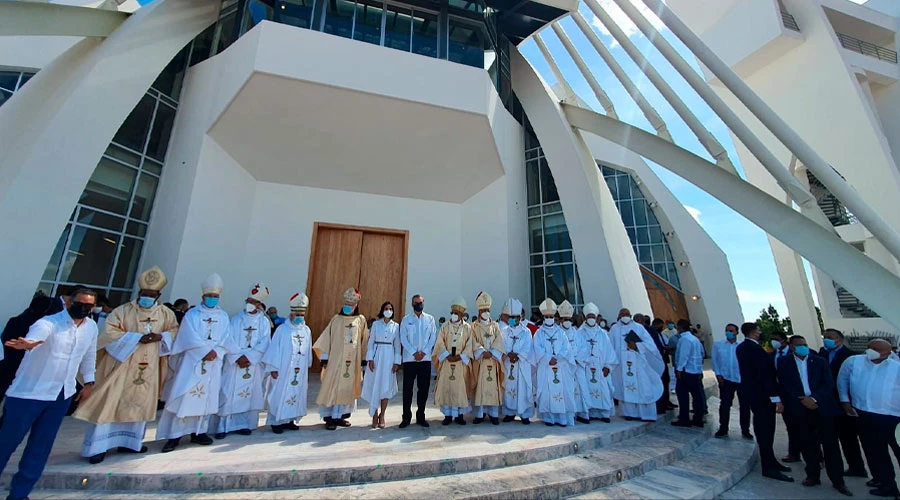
[0,70,35,107]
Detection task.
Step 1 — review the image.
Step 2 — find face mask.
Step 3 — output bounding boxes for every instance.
[269,313,277,319]
[667,323,675,330]
[412,303,424,313]
[137,296,157,309]
[245,303,257,314]
[586,318,597,327]
[866,348,883,361]
[92,306,103,315]
[562,320,572,329]
[544,318,555,326]
[770,340,782,350]
[68,302,93,320]
[383,309,393,319]
[725,331,736,341]
[508,318,517,327]
[203,296,219,308]
[794,345,810,357]
[621,316,632,324]
[450,313,459,323]
[600,321,607,328]
[292,316,305,325]
[341,305,354,315]
[823,338,837,350]
[480,311,490,321]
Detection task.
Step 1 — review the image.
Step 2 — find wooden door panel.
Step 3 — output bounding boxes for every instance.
[307,227,363,370]
[358,233,405,321]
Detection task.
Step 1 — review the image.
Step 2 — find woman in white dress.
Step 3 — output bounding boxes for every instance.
[361,302,401,428]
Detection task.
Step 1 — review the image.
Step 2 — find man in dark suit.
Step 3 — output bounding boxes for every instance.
[649,318,675,413]
[778,335,852,496]
[768,331,800,463]
[736,322,793,482]
[820,328,868,478]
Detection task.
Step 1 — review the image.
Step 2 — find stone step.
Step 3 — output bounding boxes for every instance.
[29,423,715,500]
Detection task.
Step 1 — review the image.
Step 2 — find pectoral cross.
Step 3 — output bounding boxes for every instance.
[202,317,217,340]
[483,332,492,348]
[345,326,354,344]
[548,335,557,356]
[587,338,597,357]
[293,334,303,354]
[243,325,257,348]
[140,317,154,335]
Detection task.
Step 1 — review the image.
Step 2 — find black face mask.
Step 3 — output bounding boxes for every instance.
[68,302,93,320]
[412,303,424,313]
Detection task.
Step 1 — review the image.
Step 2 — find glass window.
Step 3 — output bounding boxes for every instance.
[545,264,576,305]
[619,200,634,227]
[448,20,485,68]
[542,201,562,214]
[604,175,617,198]
[142,158,163,176]
[544,251,572,265]
[113,95,156,153]
[214,9,239,54]
[636,245,651,263]
[625,226,636,243]
[649,226,664,245]
[42,225,70,281]
[105,144,141,167]
[130,174,159,221]
[245,0,275,30]
[323,0,356,39]
[411,10,438,57]
[152,46,188,101]
[653,263,667,279]
[18,73,32,88]
[80,158,138,215]
[57,226,120,287]
[543,213,572,252]
[146,102,176,161]
[107,290,130,308]
[275,0,317,29]
[0,88,12,108]
[77,208,125,232]
[636,226,651,245]
[531,267,545,304]
[646,208,660,226]
[650,244,667,263]
[353,0,384,45]
[615,175,631,200]
[0,72,19,91]
[126,220,148,238]
[633,202,648,226]
[529,217,543,253]
[526,160,540,207]
[527,207,540,217]
[530,254,543,266]
[448,0,482,13]
[384,4,411,52]
[36,282,54,298]
[189,25,216,66]
[539,157,559,203]
[112,237,144,288]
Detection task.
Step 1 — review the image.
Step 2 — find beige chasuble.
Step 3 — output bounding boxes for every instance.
[313,314,369,407]
[471,320,506,407]
[74,302,178,424]
[432,321,475,407]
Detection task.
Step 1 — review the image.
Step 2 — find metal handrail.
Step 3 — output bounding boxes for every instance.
[780,10,799,32]
[837,32,898,63]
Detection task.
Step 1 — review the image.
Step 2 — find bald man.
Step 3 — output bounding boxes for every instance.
[837,339,900,498]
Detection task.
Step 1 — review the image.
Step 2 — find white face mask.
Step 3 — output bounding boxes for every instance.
[770,340,782,350]
[383,309,393,319]
[245,303,257,314]
[450,313,460,323]
[866,348,883,361]
[544,317,555,326]
[480,311,490,321]
[621,316,632,324]
[586,318,597,327]
[600,321,607,328]
[92,306,103,315]
[562,320,572,329]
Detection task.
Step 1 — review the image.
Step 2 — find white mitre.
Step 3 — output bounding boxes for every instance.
[248,282,270,301]
[289,292,309,312]
[538,298,557,316]
[583,302,600,316]
[558,300,575,318]
[202,273,224,294]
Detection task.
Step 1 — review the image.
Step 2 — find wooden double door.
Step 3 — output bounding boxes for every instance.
[305,223,408,371]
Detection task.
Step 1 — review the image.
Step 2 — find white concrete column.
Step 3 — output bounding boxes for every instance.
[0,0,219,322]
[511,47,651,319]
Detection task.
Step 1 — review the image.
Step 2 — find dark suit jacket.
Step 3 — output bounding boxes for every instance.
[818,345,856,382]
[777,354,840,418]
[737,339,779,408]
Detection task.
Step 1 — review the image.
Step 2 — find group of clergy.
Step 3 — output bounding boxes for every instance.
[69,266,669,464]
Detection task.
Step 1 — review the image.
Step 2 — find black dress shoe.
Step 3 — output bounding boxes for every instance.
[282,422,300,431]
[802,478,821,487]
[834,484,853,497]
[161,438,181,453]
[782,455,800,463]
[845,469,868,478]
[763,471,794,482]
[117,446,148,454]
[600,418,611,423]
[454,416,466,425]
[742,431,754,440]
[88,452,106,464]
[671,420,693,427]
[214,432,227,440]
[867,479,882,488]
[271,424,284,434]
[624,416,638,421]
[490,417,500,425]
[472,417,484,424]
[235,429,252,436]
[442,416,453,426]
[714,429,728,438]
[555,423,566,427]
[191,433,213,445]
[870,487,900,497]
[416,419,430,428]
[544,422,554,427]
[575,416,591,424]
[775,463,792,472]
[399,420,411,429]
[325,422,338,430]
[503,415,515,423]
[521,418,531,425]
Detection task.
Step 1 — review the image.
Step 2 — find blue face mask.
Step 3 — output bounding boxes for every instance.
[725,331,736,341]
[137,296,157,309]
[794,345,810,357]
[341,305,354,315]
[508,318,517,327]
[292,316,305,325]
[823,338,837,350]
[667,323,675,330]
[203,296,219,308]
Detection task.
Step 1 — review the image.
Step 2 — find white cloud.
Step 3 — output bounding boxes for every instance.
[684,205,701,224]
[736,288,789,321]
[586,0,667,45]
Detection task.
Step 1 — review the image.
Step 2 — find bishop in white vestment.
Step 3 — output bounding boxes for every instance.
[157,274,238,452]
[211,282,272,438]
[609,308,664,421]
[501,299,534,424]
[573,303,617,422]
[533,298,576,427]
[557,301,583,423]
[263,292,313,433]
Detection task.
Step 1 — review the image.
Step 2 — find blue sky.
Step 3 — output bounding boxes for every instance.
[519,0,795,322]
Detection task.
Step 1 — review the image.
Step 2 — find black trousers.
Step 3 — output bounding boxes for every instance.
[794,410,844,486]
[835,414,867,473]
[750,401,779,474]
[656,364,671,413]
[676,372,704,424]
[782,411,801,458]
[402,361,431,422]
[718,380,751,433]
[858,409,900,491]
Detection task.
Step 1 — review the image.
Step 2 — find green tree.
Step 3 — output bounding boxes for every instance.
[757,304,787,346]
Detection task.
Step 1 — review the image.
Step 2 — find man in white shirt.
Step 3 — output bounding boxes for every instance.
[0,287,98,500]
[672,319,705,428]
[399,294,436,428]
[713,323,752,439]
[838,339,900,498]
